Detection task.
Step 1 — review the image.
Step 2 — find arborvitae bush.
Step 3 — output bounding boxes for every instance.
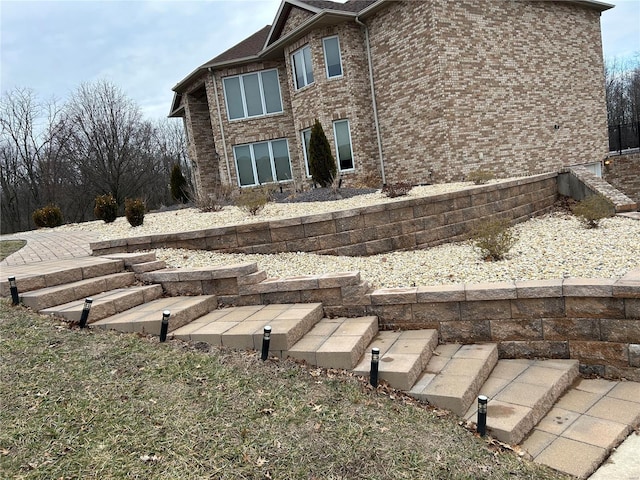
[472,218,517,261]
[125,198,145,227]
[170,164,189,203]
[382,182,413,198]
[466,169,495,185]
[235,187,269,216]
[94,194,118,223]
[572,194,615,228]
[32,204,63,228]
[308,119,337,188]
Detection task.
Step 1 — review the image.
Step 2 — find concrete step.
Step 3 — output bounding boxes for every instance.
[93,295,218,335]
[0,257,125,297]
[131,260,166,274]
[352,330,438,390]
[40,284,163,323]
[408,343,498,416]
[286,316,378,369]
[464,359,580,445]
[522,379,640,479]
[172,303,323,355]
[20,272,136,311]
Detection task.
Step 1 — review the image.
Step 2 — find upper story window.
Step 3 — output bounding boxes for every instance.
[291,45,314,90]
[223,69,283,121]
[322,36,343,78]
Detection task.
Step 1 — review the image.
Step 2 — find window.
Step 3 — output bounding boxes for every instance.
[233,139,292,186]
[322,36,343,78]
[333,120,354,171]
[301,128,312,176]
[223,69,283,120]
[291,45,314,90]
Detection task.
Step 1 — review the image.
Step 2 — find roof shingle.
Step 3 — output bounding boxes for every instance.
[203,25,271,66]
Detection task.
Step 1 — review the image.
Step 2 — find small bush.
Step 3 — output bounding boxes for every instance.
[193,184,234,213]
[572,194,615,228]
[124,198,145,227]
[467,169,494,185]
[32,204,63,228]
[382,182,413,198]
[355,171,382,189]
[170,164,189,204]
[308,119,337,188]
[94,194,118,223]
[236,187,269,216]
[472,218,517,261]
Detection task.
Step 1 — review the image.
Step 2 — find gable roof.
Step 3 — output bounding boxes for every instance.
[204,25,272,66]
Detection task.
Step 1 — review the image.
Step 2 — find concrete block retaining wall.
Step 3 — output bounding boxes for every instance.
[140,264,640,381]
[91,173,558,257]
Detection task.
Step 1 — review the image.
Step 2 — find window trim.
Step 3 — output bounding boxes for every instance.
[233,138,292,187]
[291,45,314,90]
[322,35,343,79]
[301,128,312,177]
[332,119,355,172]
[222,68,283,121]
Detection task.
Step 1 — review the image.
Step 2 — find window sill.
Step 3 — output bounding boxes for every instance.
[228,111,285,123]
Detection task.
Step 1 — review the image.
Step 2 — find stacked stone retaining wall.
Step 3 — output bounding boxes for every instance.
[604,152,640,207]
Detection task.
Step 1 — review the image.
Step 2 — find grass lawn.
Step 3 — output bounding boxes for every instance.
[0,301,570,479]
[0,240,26,261]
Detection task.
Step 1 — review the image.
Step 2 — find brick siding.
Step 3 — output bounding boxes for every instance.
[604,152,640,206]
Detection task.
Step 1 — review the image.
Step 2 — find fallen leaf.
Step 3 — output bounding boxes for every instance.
[256,457,267,467]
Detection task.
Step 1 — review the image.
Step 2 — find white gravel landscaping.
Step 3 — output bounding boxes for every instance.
[54,180,640,288]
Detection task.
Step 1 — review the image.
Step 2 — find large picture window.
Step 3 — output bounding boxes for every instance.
[333,119,354,171]
[223,69,283,120]
[322,36,343,78]
[233,139,292,187]
[291,45,314,90]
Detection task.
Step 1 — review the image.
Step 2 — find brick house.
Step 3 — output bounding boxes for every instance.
[169,0,612,195]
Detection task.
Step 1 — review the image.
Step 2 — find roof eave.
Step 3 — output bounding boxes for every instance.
[570,0,614,12]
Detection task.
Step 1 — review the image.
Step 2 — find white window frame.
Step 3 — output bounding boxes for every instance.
[333,119,355,172]
[233,139,292,187]
[222,68,283,121]
[291,45,314,90]
[301,128,312,177]
[322,35,343,79]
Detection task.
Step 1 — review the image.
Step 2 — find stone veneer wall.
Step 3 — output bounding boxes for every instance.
[604,152,640,207]
[138,263,640,381]
[91,173,557,257]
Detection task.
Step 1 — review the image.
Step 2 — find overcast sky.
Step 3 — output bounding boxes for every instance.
[1,0,639,120]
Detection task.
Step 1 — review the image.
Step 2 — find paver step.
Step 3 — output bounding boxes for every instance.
[409,343,498,416]
[93,295,218,335]
[172,303,323,354]
[352,330,438,390]
[286,316,378,369]
[0,257,125,297]
[131,260,166,274]
[40,284,163,323]
[20,272,136,311]
[522,379,640,479]
[463,359,579,445]
[100,252,158,267]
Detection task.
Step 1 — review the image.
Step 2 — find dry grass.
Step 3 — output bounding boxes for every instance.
[0,240,26,261]
[0,301,570,480]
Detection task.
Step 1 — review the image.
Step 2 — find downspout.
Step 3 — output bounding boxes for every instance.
[210,67,232,184]
[355,15,386,185]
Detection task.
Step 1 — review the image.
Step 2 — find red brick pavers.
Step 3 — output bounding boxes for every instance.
[0,230,99,266]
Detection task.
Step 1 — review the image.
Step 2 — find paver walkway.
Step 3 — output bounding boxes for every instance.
[0,230,98,265]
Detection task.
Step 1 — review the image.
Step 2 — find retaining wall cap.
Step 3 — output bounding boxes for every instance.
[465,281,517,301]
[416,284,466,302]
[515,279,564,298]
[562,278,616,297]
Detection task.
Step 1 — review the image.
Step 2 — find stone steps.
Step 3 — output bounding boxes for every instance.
[352,330,439,390]
[93,295,218,335]
[20,272,136,311]
[408,343,498,416]
[172,303,323,354]
[522,378,640,479]
[286,316,378,369]
[463,359,580,445]
[41,284,163,323]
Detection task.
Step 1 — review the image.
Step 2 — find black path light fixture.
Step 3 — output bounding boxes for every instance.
[370,347,380,387]
[160,310,170,342]
[78,298,93,329]
[477,395,488,437]
[261,325,272,361]
[8,276,19,305]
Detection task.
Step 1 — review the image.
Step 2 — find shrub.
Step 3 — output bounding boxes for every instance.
[355,171,382,188]
[472,218,517,261]
[572,194,615,228]
[170,164,189,204]
[236,187,269,216]
[94,194,118,223]
[32,204,63,228]
[466,169,494,185]
[382,182,413,198]
[308,119,337,188]
[124,198,145,227]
